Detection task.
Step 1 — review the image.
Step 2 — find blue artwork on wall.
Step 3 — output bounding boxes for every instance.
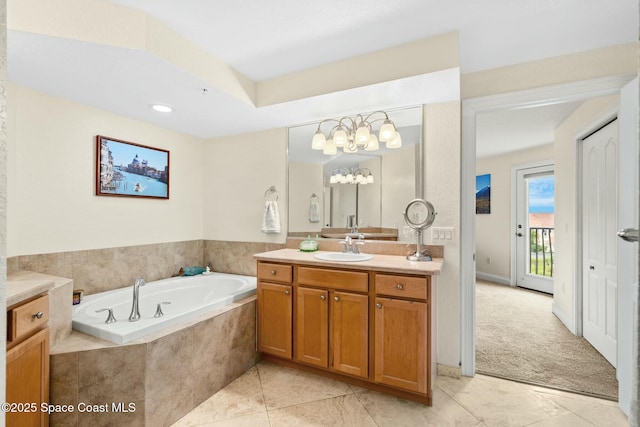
[476,174,491,214]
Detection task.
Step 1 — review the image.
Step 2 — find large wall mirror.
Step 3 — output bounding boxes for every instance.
[288,105,423,242]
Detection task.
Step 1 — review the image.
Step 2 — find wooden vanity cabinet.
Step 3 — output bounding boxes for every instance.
[296,267,369,378]
[6,294,50,427]
[374,273,431,395]
[256,259,436,405]
[295,286,368,378]
[257,263,293,359]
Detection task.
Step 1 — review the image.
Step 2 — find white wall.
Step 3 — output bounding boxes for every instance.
[423,101,461,367]
[202,128,288,243]
[7,84,205,256]
[475,144,554,283]
[553,94,619,330]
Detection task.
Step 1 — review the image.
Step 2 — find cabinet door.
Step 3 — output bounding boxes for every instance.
[331,292,368,378]
[257,282,292,359]
[295,287,328,368]
[7,327,49,427]
[375,298,427,393]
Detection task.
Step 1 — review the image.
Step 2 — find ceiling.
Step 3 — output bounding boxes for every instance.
[8,0,639,157]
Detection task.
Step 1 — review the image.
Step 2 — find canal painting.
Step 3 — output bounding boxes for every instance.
[96,136,169,199]
[476,173,491,214]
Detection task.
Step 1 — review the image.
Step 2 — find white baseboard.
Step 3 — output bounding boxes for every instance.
[475,272,510,285]
[552,302,576,334]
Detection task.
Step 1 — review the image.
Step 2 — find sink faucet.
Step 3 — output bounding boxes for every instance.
[340,235,365,254]
[128,277,146,322]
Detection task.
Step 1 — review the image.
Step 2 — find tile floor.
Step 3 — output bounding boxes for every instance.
[172,361,629,427]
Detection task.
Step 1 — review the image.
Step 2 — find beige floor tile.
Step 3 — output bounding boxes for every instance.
[437,375,567,426]
[527,412,597,427]
[355,387,483,427]
[268,394,377,427]
[257,361,352,410]
[171,366,265,426]
[174,412,271,427]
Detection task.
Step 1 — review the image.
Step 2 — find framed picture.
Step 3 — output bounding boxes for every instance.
[476,173,491,214]
[96,135,170,199]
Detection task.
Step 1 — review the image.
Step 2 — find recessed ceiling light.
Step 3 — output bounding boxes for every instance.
[151,104,173,113]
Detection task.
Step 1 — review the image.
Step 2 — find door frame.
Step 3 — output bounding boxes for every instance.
[511,160,555,291]
[461,75,635,378]
[574,105,618,338]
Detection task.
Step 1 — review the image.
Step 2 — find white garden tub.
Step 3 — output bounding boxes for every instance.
[72,272,257,344]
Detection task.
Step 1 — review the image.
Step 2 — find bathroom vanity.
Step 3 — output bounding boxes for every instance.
[254,248,441,405]
[6,277,54,427]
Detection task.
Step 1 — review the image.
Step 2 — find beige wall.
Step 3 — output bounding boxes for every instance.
[202,128,288,243]
[288,161,323,234]
[7,84,205,256]
[552,94,619,330]
[381,144,416,241]
[475,144,554,283]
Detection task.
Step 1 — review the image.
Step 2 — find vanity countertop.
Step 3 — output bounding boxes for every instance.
[254,248,442,276]
[6,270,68,307]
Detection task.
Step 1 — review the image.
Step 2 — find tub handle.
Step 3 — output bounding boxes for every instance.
[96,308,116,324]
[155,302,171,318]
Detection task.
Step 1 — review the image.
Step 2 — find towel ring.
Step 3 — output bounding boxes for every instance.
[310,193,319,201]
[264,186,279,201]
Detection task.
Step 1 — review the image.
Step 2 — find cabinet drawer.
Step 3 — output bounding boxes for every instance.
[375,274,428,300]
[298,267,368,292]
[258,263,293,284]
[8,295,49,342]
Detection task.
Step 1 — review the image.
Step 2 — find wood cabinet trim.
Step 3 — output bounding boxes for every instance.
[298,266,368,292]
[8,294,49,343]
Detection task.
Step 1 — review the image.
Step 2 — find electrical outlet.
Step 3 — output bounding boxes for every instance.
[486,256,491,264]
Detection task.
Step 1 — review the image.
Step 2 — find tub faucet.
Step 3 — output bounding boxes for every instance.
[128,277,146,322]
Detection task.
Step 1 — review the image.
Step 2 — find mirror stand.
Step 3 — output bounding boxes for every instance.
[407,229,432,261]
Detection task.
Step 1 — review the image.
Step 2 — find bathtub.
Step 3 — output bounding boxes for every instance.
[72,272,257,344]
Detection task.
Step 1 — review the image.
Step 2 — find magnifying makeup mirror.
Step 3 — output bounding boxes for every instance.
[403,199,436,261]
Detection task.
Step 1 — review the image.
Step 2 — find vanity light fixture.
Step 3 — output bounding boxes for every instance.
[311,111,401,154]
[151,104,173,113]
[329,168,374,185]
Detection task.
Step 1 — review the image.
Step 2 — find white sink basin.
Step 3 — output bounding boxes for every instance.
[314,252,374,262]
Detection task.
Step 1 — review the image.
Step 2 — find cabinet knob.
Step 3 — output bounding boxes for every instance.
[270,270,276,275]
[376,303,382,309]
[396,284,404,290]
[32,311,44,320]
[320,295,326,300]
[284,290,290,295]
[334,296,340,302]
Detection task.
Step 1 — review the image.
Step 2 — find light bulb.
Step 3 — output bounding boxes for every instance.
[365,134,379,151]
[333,127,348,147]
[355,123,371,145]
[386,132,402,148]
[311,130,326,150]
[367,174,374,184]
[378,119,396,141]
[323,139,337,155]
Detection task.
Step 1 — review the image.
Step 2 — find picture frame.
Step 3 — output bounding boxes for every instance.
[96,135,170,199]
[476,173,491,214]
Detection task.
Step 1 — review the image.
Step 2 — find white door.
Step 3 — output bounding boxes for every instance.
[516,165,555,294]
[582,119,618,367]
[616,78,638,417]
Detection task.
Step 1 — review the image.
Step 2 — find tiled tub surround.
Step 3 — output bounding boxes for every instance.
[8,240,205,296]
[50,297,258,427]
[8,239,443,296]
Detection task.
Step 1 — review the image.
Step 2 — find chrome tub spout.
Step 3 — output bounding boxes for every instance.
[128,277,146,322]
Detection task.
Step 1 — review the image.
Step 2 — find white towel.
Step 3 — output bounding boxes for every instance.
[261,200,281,234]
[309,198,320,223]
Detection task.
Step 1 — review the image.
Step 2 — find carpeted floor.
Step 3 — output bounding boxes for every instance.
[475,280,618,400]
